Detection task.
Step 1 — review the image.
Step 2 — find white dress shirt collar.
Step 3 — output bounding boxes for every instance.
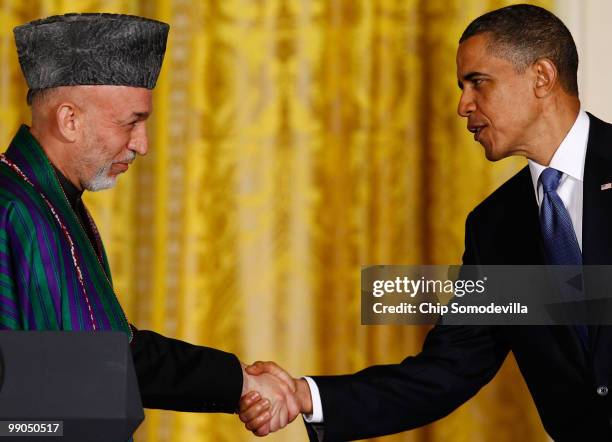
[528,110,590,194]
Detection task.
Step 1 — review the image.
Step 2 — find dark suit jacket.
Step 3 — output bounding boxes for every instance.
[306,113,612,442]
[130,327,243,414]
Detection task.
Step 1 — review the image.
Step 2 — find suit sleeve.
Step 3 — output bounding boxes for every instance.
[130,327,243,413]
[305,212,509,441]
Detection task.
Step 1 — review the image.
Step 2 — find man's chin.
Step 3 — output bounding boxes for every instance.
[84,174,118,192]
[484,152,503,162]
[481,143,504,162]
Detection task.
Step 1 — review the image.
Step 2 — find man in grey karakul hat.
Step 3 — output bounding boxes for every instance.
[1,12,297,430]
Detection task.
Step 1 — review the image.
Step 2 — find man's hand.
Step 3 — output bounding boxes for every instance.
[240,362,301,436]
[239,361,312,436]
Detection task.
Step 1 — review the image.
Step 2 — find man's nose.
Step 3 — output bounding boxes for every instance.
[457,91,476,117]
[128,124,148,156]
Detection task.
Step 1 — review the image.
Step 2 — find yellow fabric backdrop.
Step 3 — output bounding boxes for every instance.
[0,0,552,441]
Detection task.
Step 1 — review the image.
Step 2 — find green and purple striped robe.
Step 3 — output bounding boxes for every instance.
[0,125,131,335]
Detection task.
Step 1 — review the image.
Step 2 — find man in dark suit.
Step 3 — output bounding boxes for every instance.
[238,4,612,441]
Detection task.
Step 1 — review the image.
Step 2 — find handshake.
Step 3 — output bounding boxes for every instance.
[239,361,313,436]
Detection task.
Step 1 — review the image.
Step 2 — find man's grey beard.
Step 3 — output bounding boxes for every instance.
[83,163,117,191]
[83,152,136,192]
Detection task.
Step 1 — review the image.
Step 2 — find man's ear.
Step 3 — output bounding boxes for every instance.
[55,101,80,142]
[533,58,558,98]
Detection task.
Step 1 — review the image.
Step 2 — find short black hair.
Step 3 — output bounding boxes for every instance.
[460,4,578,95]
[27,88,59,106]
[27,89,43,106]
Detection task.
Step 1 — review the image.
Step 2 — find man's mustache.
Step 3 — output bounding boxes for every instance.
[113,152,136,164]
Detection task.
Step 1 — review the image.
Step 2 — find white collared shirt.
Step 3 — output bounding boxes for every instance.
[304,110,591,424]
[528,109,589,250]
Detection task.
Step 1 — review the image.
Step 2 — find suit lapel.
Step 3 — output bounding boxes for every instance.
[500,167,545,264]
[518,171,546,264]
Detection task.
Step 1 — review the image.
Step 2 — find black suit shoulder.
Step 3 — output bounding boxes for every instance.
[586,112,612,157]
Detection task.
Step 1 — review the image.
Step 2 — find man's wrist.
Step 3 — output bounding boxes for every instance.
[296,378,313,414]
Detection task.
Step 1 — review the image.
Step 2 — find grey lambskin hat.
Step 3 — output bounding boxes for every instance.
[14,13,169,93]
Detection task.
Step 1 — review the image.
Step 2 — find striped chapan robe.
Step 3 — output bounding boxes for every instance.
[0,125,131,334]
[0,125,244,417]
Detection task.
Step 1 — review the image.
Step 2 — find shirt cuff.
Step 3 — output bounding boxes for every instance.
[302,376,324,423]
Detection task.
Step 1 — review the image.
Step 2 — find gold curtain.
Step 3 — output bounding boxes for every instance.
[0,0,552,441]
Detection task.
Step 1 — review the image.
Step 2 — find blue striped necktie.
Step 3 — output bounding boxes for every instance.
[538,167,588,346]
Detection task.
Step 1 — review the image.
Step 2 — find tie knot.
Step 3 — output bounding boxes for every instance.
[539,168,563,193]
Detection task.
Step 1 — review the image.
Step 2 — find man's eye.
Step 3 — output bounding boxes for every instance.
[473,79,484,87]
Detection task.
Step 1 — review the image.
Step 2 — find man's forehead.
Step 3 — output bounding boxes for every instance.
[58,84,150,98]
[71,85,153,118]
[87,85,152,105]
[456,34,514,79]
[456,35,490,70]
[83,84,152,95]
